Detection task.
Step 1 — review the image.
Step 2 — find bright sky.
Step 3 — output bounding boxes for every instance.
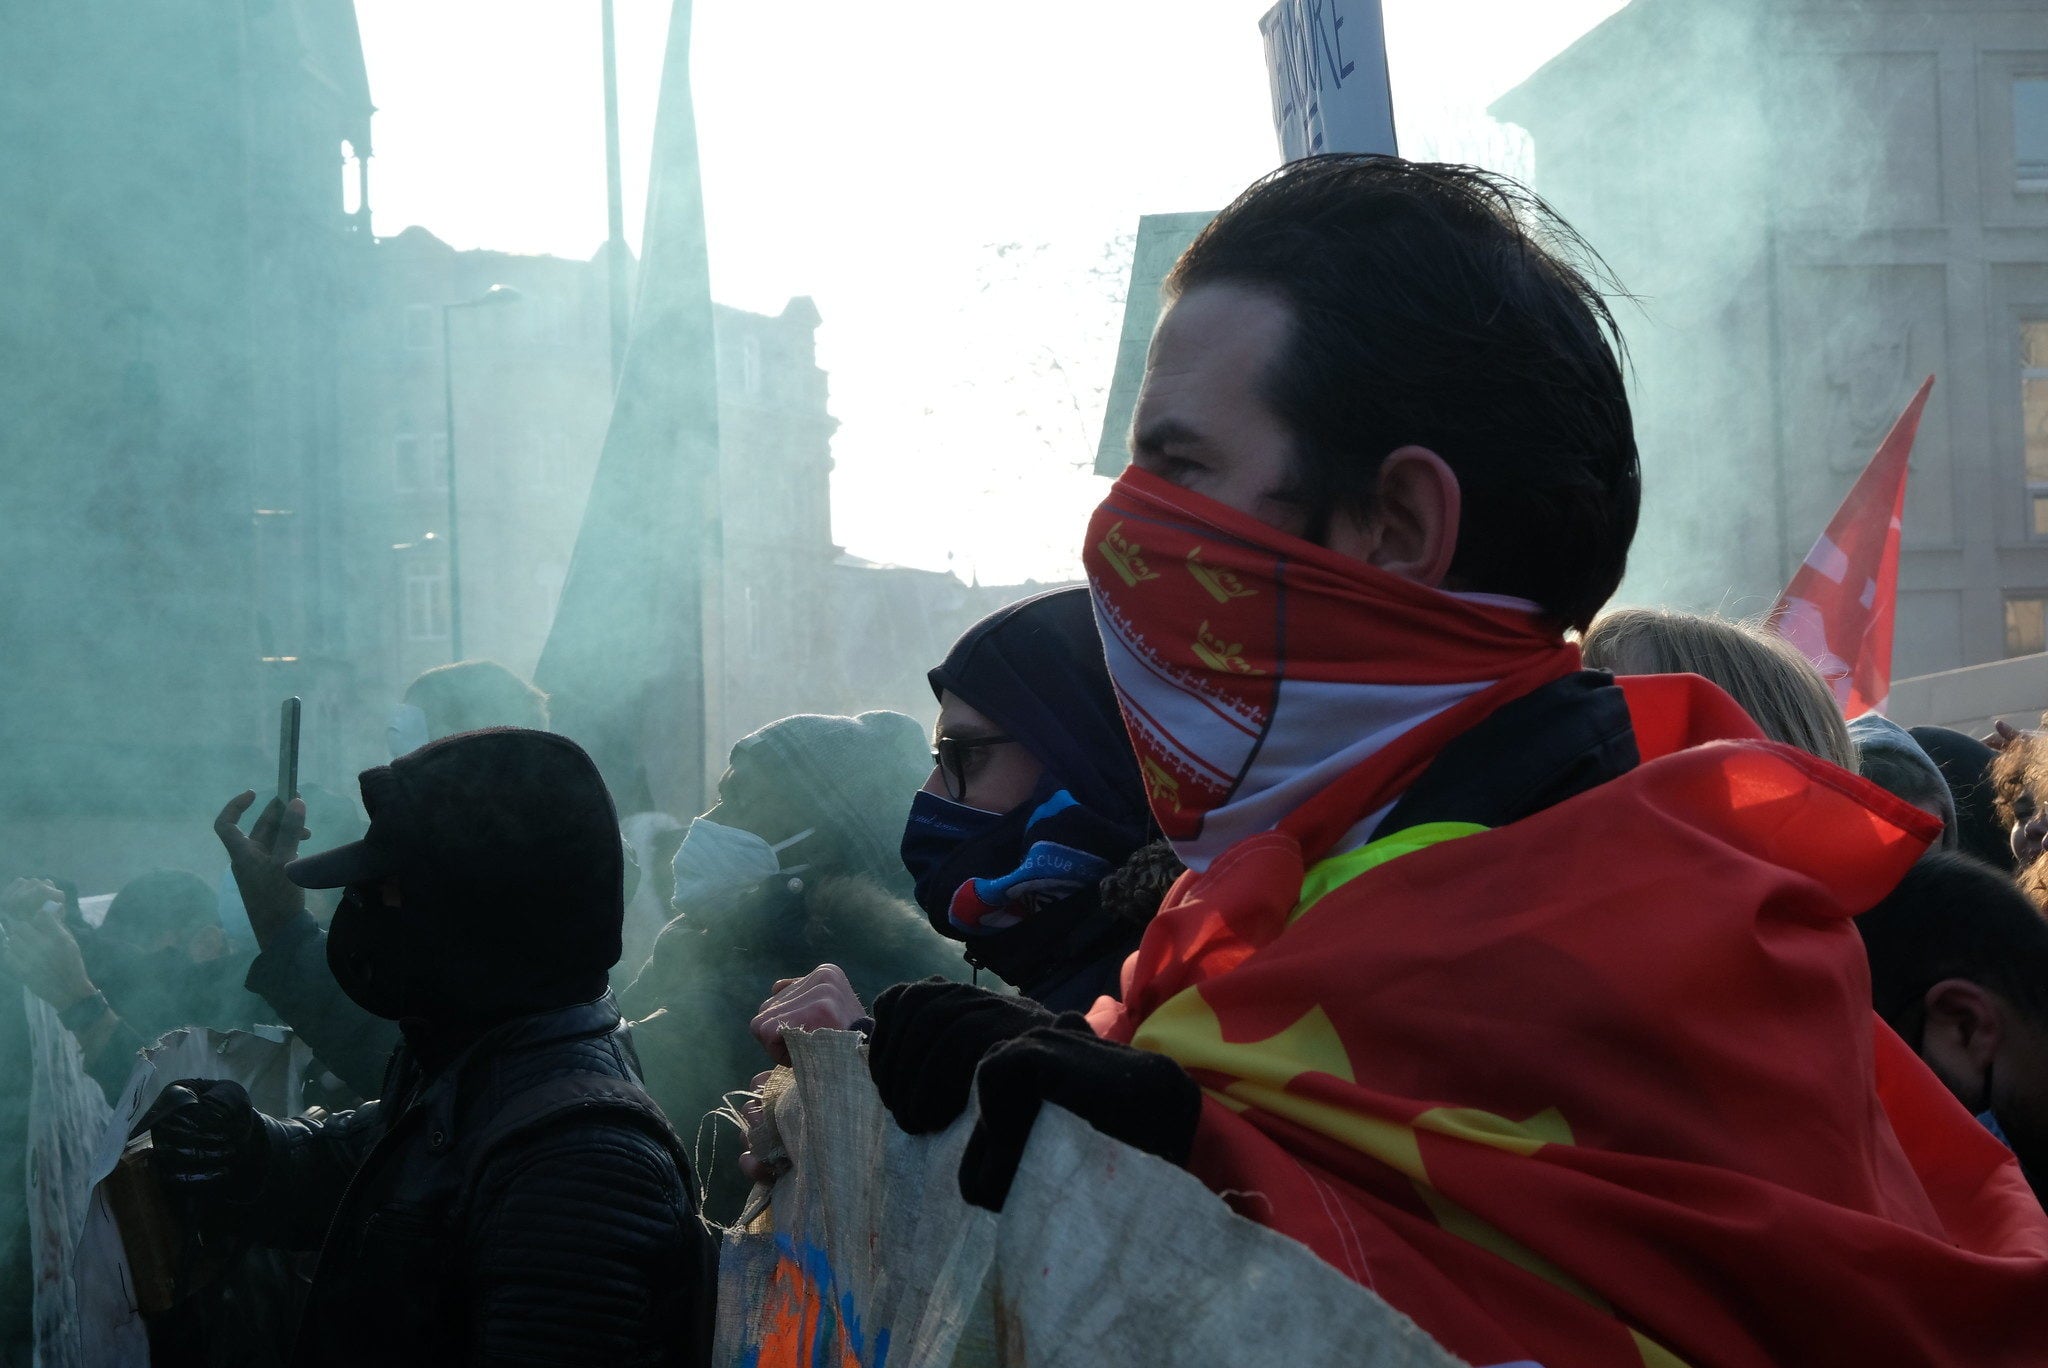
[354,0,1628,583]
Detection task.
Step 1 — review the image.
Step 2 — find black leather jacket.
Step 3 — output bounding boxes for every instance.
[231,995,713,1368]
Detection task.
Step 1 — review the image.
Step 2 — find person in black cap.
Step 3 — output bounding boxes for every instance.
[145,728,713,1368]
[220,788,398,1102]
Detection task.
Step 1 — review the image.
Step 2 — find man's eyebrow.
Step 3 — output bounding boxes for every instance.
[1132,417,1204,455]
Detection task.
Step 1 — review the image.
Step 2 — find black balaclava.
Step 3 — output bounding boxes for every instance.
[906,587,1154,992]
[300,729,625,1029]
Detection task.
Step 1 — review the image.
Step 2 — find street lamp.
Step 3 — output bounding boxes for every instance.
[601,0,628,386]
[441,283,522,661]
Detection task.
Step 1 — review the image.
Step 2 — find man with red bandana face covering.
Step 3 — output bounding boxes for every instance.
[864,156,2048,1366]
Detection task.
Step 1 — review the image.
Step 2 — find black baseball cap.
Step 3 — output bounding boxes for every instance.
[287,728,622,902]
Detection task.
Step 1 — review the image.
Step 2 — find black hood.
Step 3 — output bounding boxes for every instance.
[300,728,625,1023]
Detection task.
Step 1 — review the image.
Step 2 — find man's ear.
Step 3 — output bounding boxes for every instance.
[1920,977,2005,1108]
[1325,446,1461,586]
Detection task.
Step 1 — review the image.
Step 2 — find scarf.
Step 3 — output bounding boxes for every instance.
[1082,467,1581,871]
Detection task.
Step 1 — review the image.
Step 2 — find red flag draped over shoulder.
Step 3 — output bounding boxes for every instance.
[1772,376,1934,718]
[1091,674,2048,1368]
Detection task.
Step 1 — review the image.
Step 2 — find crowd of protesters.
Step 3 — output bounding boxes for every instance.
[7,152,2048,1365]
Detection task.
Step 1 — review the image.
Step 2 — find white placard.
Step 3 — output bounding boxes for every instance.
[29,1015,307,1367]
[1260,0,1398,160]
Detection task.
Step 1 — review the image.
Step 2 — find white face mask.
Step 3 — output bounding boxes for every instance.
[387,703,430,760]
[670,818,813,918]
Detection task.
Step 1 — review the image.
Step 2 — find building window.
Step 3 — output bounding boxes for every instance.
[425,433,449,491]
[394,433,419,491]
[395,433,448,491]
[2018,78,2048,193]
[406,568,450,641]
[2026,323,2048,536]
[341,141,362,216]
[404,304,435,350]
[2008,596,2048,657]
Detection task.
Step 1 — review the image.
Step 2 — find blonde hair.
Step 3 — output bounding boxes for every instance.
[1581,607,1855,769]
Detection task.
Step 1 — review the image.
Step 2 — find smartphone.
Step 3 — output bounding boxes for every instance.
[277,697,302,806]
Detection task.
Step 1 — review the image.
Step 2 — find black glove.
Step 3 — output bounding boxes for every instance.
[958,1021,1202,1212]
[867,978,1056,1134]
[143,1079,270,1200]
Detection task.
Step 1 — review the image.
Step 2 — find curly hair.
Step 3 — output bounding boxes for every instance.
[1990,723,2048,834]
[1989,720,2048,908]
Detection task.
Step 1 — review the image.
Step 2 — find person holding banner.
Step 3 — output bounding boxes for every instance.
[862,154,2048,1366]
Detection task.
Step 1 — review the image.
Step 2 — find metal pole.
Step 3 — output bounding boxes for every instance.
[602,0,629,385]
[441,303,463,661]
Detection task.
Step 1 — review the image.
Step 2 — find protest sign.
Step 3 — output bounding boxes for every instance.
[23,991,111,1368]
[715,1029,1468,1367]
[27,1014,306,1367]
[1259,0,1397,160]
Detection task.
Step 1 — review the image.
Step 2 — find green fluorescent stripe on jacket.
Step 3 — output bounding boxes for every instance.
[1291,822,1491,925]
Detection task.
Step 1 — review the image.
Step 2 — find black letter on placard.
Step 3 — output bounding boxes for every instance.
[1308,1,1357,90]
[1328,3,1357,83]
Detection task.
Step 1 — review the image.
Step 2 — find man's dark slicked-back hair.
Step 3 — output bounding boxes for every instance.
[1167,154,1641,632]
[1855,851,2048,1032]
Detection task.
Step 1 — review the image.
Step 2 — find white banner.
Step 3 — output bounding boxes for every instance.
[23,991,110,1368]
[1259,0,1398,161]
[26,1011,305,1368]
[715,1029,1467,1367]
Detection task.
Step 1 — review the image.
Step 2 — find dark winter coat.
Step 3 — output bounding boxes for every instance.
[231,995,712,1368]
[620,872,969,1225]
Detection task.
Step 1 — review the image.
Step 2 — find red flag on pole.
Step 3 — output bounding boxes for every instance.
[1771,375,1935,718]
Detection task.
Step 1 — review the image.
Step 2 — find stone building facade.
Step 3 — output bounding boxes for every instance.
[2,2,1049,886]
[341,231,1051,787]
[1494,0,2048,676]
[0,0,374,885]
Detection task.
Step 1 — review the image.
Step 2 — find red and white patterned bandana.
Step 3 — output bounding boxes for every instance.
[1083,467,1581,869]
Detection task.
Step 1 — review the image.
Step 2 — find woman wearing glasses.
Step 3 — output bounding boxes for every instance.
[740,588,1174,1187]
[899,586,1169,1011]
